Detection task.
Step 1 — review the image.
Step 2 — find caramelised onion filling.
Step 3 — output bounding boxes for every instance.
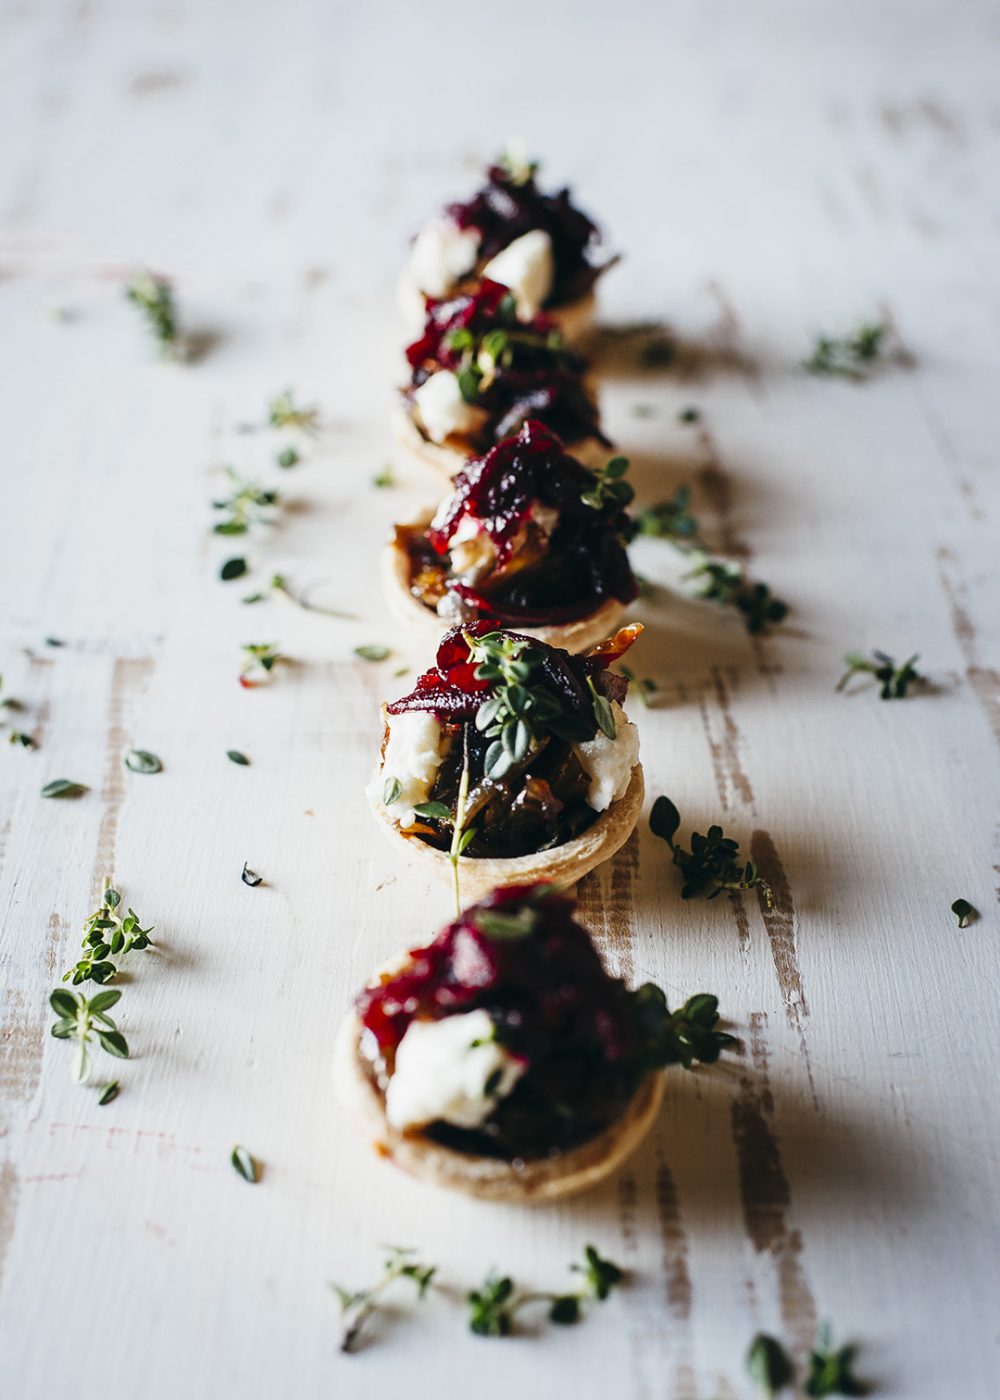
[399,420,637,628]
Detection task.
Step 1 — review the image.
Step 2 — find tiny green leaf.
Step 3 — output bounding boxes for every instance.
[41,779,88,799]
[231,1144,259,1183]
[227,750,250,766]
[372,464,395,488]
[98,1081,120,1106]
[747,1333,794,1395]
[383,777,402,805]
[241,862,263,888]
[220,557,248,581]
[276,446,300,469]
[412,801,452,822]
[124,750,162,775]
[354,645,390,662]
[951,898,975,929]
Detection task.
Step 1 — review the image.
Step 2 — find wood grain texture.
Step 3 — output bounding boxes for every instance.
[1,1,999,1397]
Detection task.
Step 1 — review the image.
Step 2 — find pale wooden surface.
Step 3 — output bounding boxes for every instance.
[1,2,999,1397]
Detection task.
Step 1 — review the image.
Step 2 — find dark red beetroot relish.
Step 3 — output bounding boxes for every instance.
[384,619,632,728]
[357,884,640,1067]
[405,287,607,454]
[446,164,613,307]
[419,420,636,624]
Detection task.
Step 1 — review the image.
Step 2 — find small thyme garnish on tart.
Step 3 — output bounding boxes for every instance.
[836,650,923,699]
[125,270,179,357]
[467,1245,624,1337]
[50,987,129,1084]
[805,321,886,379]
[650,795,772,906]
[581,454,634,511]
[212,469,280,537]
[331,1246,436,1354]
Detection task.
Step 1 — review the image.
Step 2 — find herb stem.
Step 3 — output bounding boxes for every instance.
[449,735,471,917]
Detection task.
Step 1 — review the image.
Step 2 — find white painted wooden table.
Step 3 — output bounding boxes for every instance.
[1,3,998,1397]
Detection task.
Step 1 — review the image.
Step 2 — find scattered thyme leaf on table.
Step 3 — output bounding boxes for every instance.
[746,1332,795,1396]
[268,389,319,434]
[220,556,248,582]
[650,795,773,906]
[50,987,129,1084]
[619,665,657,706]
[41,778,88,799]
[212,468,280,537]
[354,644,391,662]
[467,1245,624,1337]
[951,898,976,929]
[331,1246,436,1354]
[239,643,283,687]
[124,270,179,357]
[372,464,395,488]
[230,1145,259,1184]
[124,749,162,774]
[227,750,250,766]
[275,445,300,469]
[836,650,922,699]
[241,862,263,888]
[64,879,155,986]
[805,320,886,379]
[678,405,701,423]
[97,1080,120,1106]
[804,1325,866,1396]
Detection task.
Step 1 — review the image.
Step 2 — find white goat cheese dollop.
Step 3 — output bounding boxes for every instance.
[385,1008,525,1131]
[371,710,446,828]
[574,702,639,812]
[409,217,480,298]
[413,370,487,444]
[481,229,555,319]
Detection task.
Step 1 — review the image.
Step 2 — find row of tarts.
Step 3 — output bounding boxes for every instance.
[334,152,733,1203]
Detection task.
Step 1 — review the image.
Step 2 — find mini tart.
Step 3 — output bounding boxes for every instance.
[394,397,608,482]
[380,511,628,654]
[333,1002,663,1203]
[370,759,643,901]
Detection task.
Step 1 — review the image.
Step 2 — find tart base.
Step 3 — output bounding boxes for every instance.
[380,514,629,655]
[369,762,644,903]
[332,1007,664,1203]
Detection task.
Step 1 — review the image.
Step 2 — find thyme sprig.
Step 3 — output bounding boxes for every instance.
[466,631,592,780]
[581,454,634,511]
[446,298,563,405]
[633,489,788,636]
[268,390,320,434]
[331,1246,436,1354]
[212,468,279,537]
[805,321,886,379]
[125,271,179,356]
[50,987,129,1083]
[650,795,772,906]
[467,1246,623,1337]
[630,987,738,1069]
[836,650,922,699]
[63,880,154,986]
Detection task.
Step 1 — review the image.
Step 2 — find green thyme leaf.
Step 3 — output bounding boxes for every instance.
[413,801,452,822]
[220,557,248,581]
[836,650,922,699]
[231,1145,259,1183]
[276,446,300,469]
[125,270,179,355]
[354,645,390,662]
[951,898,975,929]
[678,406,701,423]
[241,862,262,888]
[804,1326,865,1396]
[41,779,88,799]
[124,749,162,775]
[805,321,886,379]
[383,777,402,805]
[227,750,250,766]
[372,464,395,488]
[747,1332,795,1395]
[97,1080,120,1106]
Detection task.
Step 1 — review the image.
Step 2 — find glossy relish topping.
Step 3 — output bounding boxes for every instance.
[400,420,637,627]
[447,158,614,307]
[356,883,733,1161]
[405,282,607,453]
[383,622,639,858]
